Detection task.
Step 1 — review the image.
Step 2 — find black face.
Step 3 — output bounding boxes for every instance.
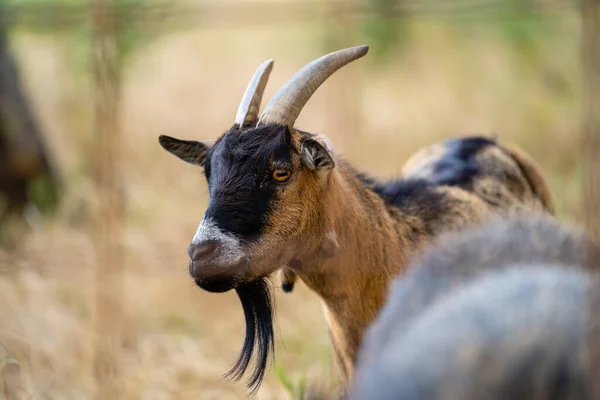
[159,124,335,394]
[203,124,294,240]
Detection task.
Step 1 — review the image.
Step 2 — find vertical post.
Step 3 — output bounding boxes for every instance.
[581,0,600,398]
[582,0,600,253]
[90,1,125,399]
[323,1,364,146]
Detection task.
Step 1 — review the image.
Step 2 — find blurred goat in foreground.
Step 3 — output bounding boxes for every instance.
[346,214,600,400]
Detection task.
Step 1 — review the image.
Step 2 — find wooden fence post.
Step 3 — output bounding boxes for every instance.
[582,0,600,255]
[581,0,600,397]
[90,1,125,398]
[323,1,365,150]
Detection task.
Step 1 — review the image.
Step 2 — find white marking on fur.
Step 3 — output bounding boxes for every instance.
[192,217,246,264]
[302,146,317,170]
[320,230,340,258]
[319,136,334,155]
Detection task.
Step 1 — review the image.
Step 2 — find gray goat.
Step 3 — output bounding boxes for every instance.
[347,214,600,400]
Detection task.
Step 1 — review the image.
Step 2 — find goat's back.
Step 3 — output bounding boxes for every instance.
[400,136,553,214]
[495,141,554,213]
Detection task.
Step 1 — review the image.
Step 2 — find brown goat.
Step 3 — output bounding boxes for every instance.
[347,214,600,400]
[158,45,555,393]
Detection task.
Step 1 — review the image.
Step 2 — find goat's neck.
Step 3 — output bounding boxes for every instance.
[293,163,414,383]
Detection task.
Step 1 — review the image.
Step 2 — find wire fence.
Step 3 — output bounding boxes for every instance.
[1,0,577,31]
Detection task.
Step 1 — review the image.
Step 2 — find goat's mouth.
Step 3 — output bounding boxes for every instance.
[194,276,239,293]
[189,256,250,293]
[188,250,276,393]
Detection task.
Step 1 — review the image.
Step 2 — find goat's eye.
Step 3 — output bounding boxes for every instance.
[272,169,291,182]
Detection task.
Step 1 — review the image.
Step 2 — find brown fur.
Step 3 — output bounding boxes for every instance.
[268,132,554,385]
[497,141,555,213]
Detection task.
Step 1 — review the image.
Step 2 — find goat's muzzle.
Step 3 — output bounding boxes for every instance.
[188,240,249,293]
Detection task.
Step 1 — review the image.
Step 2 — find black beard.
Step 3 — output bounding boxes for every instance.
[224,277,275,394]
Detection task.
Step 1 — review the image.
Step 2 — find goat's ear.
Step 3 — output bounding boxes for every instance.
[301,137,335,172]
[158,135,211,166]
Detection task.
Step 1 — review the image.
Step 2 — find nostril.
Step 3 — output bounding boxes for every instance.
[190,241,218,262]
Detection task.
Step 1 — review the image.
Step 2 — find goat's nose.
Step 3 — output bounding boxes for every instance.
[188,241,218,263]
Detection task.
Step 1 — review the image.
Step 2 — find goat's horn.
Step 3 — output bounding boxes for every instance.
[234,59,274,129]
[257,45,369,128]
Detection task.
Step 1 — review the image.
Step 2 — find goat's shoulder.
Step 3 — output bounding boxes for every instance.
[371,177,486,235]
[339,159,489,236]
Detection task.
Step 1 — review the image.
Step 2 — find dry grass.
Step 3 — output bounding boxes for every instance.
[0,5,583,399]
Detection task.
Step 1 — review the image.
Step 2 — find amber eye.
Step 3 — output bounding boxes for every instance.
[272,169,291,182]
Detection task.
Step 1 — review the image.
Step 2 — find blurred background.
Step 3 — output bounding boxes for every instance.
[0,0,596,399]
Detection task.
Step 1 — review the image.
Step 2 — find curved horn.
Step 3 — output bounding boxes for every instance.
[258,45,369,128]
[234,59,274,129]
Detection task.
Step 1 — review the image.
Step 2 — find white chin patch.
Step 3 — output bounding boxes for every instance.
[192,217,246,263]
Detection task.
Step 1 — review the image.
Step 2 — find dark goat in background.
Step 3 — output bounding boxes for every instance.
[158,45,555,393]
[347,214,600,400]
[0,17,59,227]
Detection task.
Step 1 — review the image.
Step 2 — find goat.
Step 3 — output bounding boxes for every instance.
[158,45,555,393]
[347,214,600,400]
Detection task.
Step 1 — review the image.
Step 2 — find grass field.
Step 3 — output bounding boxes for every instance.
[0,3,584,399]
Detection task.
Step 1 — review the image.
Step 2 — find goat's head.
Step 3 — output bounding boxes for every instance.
[158,45,368,392]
